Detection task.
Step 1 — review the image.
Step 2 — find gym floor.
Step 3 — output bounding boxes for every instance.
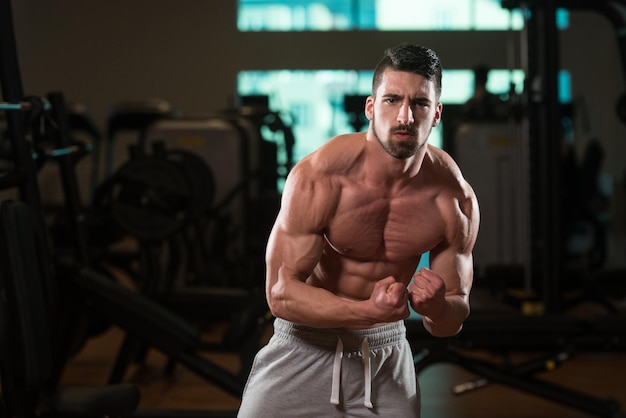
[60,319,626,418]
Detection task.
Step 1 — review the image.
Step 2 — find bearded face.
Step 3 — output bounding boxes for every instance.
[365,70,442,160]
[371,119,422,159]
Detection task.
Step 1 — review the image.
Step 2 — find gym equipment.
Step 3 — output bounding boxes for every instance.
[0,199,140,417]
[13,90,253,409]
[96,142,216,242]
[453,122,530,281]
[105,98,180,178]
[48,91,258,398]
[98,104,274,330]
[495,0,626,311]
[237,93,296,174]
[38,101,103,208]
[0,98,99,209]
[98,97,291,295]
[344,94,369,132]
[496,0,626,308]
[165,148,216,219]
[144,117,258,263]
[408,2,626,417]
[92,136,269,382]
[141,115,272,290]
[0,99,51,111]
[102,150,192,241]
[0,1,258,414]
[94,99,182,272]
[1,3,142,411]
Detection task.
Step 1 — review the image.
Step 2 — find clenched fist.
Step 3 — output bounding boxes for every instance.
[369,276,410,323]
[408,268,446,319]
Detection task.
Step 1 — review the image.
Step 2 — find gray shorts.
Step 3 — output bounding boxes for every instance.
[238,318,420,418]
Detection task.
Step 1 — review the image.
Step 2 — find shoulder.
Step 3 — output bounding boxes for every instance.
[424,145,480,249]
[288,132,365,183]
[309,132,365,171]
[278,133,365,230]
[425,145,475,199]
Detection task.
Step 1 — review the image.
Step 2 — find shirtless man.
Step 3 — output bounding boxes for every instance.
[238,44,479,418]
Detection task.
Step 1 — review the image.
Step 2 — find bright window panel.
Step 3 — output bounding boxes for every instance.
[237,0,536,32]
[239,70,374,162]
[238,69,528,164]
[239,68,571,194]
[238,0,369,31]
[376,0,524,30]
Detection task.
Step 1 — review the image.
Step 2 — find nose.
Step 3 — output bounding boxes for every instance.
[397,102,414,125]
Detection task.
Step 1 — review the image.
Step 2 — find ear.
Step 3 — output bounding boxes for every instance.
[432,102,443,127]
[365,95,374,120]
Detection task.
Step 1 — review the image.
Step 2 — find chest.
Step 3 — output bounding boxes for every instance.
[325,187,443,260]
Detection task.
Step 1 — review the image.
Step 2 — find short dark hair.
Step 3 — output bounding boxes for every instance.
[372,44,442,100]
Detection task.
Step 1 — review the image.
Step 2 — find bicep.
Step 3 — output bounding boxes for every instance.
[430,194,479,298]
[265,165,334,289]
[266,221,324,284]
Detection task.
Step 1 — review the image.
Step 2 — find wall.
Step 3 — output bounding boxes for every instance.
[10,1,516,121]
[8,0,626,267]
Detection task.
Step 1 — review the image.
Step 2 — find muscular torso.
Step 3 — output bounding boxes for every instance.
[303,135,454,301]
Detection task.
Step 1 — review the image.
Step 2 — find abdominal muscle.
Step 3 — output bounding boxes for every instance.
[307,241,420,301]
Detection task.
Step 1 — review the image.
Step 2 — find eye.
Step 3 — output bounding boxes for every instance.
[384,97,397,104]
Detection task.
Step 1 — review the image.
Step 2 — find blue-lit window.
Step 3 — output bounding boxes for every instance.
[239,69,526,162]
[238,0,541,32]
[238,0,375,31]
[237,1,570,172]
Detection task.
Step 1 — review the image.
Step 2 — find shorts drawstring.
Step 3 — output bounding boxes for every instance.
[329,337,373,409]
[330,337,343,405]
[362,337,373,408]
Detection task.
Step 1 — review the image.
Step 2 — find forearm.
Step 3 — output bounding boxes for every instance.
[420,295,469,337]
[268,275,375,329]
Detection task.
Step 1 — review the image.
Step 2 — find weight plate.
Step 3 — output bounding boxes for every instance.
[166,149,215,219]
[109,157,190,240]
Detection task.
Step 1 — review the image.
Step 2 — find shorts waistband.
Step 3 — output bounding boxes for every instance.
[273,318,406,351]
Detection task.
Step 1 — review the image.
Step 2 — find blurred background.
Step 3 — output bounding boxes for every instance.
[1,1,626,417]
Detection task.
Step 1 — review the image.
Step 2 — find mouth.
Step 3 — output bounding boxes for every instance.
[393,129,414,141]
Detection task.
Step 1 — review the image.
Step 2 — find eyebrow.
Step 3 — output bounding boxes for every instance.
[381,93,432,104]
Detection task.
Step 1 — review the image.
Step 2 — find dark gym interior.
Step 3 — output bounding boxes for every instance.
[1,1,626,417]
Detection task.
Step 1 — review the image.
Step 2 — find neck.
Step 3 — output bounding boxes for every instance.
[364,131,427,184]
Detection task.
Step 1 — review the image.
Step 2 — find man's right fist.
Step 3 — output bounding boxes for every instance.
[371,276,410,321]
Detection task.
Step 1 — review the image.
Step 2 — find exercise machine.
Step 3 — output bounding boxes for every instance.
[408,2,626,417]
[0,0,263,415]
